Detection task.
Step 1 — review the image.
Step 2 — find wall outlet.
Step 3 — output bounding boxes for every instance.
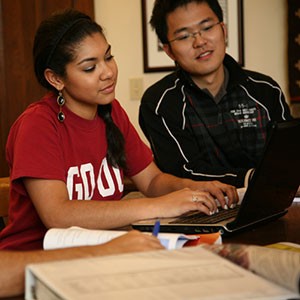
[129,78,144,100]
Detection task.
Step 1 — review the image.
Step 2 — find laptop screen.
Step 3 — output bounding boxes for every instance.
[228,119,300,229]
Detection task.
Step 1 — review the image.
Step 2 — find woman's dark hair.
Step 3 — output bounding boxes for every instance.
[97,105,126,170]
[33,9,101,91]
[33,9,126,170]
[150,0,223,44]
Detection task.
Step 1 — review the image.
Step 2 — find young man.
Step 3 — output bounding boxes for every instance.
[139,0,292,188]
[0,230,163,297]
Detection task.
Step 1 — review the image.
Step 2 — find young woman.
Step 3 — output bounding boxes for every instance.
[0,9,237,251]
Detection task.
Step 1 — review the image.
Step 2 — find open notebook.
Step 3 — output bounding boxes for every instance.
[132,119,300,235]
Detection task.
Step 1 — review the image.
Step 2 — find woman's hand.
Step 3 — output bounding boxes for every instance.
[188,180,239,210]
[150,187,220,218]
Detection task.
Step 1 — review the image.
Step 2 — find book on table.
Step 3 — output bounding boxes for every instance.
[42,226,222,251]
[25,241,300,300]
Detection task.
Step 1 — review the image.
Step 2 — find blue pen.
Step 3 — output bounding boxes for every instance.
[152,220,160,237]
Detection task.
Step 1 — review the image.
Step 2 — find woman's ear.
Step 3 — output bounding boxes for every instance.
[44,68,65,91]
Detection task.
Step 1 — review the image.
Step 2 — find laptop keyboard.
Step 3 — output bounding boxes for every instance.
[170,206,240,224]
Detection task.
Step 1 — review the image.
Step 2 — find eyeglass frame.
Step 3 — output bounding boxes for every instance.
[168,21,223,44]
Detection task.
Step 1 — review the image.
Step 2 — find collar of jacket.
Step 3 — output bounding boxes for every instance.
[177,54,249,91]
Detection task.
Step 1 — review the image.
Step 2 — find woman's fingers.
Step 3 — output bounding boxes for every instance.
[156,184,238,219]
[190,192,218,215]
[199,181,239,210]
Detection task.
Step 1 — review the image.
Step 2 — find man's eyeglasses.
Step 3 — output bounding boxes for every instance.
[168,21,222,44]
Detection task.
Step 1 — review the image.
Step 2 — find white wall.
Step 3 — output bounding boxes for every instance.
[94,0,288,141]
[243,0,288,96]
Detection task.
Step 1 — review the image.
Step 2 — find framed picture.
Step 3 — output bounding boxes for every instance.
[141,0,244,73]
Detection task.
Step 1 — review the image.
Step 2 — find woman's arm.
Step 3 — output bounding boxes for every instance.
[0,230,163,298]
[132,162,238,208]
[24,162,237,230]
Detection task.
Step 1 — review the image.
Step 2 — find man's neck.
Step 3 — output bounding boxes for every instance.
[191,66,225,97]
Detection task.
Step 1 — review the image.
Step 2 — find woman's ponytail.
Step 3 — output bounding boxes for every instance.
[97,104,127,170]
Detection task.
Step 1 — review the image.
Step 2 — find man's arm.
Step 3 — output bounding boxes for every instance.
[0,230,163,298]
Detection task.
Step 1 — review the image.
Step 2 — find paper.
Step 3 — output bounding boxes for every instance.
[207,243,300,294]
[247,245,300,293]
[25,246,299,300]
[43,226,200,251]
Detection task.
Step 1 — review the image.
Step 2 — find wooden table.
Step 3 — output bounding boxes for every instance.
[3,202,300,300]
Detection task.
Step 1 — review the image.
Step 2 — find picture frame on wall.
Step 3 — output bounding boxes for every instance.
[141,0,244,73]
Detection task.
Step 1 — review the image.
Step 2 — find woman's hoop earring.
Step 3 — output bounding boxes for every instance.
[57,91,65,122]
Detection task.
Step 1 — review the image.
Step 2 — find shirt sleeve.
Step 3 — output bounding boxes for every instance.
[6,106,66,182]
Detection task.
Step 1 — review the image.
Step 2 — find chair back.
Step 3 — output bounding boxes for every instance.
[0,177,10,230]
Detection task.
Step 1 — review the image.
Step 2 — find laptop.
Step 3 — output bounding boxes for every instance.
[132,119,300,236]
